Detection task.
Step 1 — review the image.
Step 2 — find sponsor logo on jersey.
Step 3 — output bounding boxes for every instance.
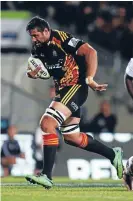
[46,63,62,69]
[52,50,57,57]
[71,102,78,111]
[45,59,64,70]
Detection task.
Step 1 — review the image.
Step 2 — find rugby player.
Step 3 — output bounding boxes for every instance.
[123,58,133,190]
[124,58,133,100]
[25,16,123,189]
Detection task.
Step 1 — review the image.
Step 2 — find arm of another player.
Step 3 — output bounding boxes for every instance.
[124,58,133,100]
[124,74,133,99]
[77,43,108,91]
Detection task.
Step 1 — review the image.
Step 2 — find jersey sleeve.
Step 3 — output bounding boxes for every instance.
[56,30,85,54]
[126,58,133,78]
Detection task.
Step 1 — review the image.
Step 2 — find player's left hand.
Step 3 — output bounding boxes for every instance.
[87,79,108,91]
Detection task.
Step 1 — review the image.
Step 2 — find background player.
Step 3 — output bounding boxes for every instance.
[123,57,133,190]
[124,58,133,100]
[123,156,133,191]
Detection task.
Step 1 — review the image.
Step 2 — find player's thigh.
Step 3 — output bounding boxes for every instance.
[40,101,72,130]
[41,84,86,127]
[63,116,80,125]
[59,84,88,114]
[41,84,88,128]
[61,116,81,141]
[49,101,72,118]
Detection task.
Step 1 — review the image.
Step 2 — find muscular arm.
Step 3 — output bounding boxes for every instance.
[77,43,97,79]
[77,43,107,91]
[125,74,133,99]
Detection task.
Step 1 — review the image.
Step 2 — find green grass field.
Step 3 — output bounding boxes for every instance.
[1,177,133,201]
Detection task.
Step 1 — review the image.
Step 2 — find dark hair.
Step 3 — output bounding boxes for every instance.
[26,16,50,32]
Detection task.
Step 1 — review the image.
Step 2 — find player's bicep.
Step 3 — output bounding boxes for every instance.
[76,43,96,56]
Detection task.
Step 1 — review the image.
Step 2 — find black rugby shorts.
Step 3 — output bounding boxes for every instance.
[54,84,88,118]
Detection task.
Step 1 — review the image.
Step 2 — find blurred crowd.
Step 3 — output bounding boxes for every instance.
[80,100,117,133]
[2,1,133,60]
[1,125,25,176]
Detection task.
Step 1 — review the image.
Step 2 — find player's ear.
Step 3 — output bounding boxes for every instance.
[44,28,49,34]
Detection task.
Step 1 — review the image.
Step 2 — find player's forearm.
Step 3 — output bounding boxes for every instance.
[85,48,97,78]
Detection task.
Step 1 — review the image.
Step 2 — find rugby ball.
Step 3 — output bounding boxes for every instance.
[28,56,50,79]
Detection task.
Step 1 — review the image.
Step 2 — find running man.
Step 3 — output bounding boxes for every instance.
[25,16,123,189]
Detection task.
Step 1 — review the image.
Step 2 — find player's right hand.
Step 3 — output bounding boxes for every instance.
[27,66,41,79]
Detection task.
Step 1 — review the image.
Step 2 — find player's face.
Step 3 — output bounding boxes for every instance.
[8,126,17,139]
[29,28,50,45]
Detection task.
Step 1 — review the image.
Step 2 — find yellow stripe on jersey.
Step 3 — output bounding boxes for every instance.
[64,32,69,39]
[64,85,81,105]
[56,30,64,41]
[60,32,66,41]
[56,30,68,42]
[61,85,76,104]
[61,85,77,103]
[60,31,68,41]
[61,85,81,105]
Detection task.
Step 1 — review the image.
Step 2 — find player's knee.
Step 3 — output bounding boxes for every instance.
[63,133,79,141]
[40,107,66,133]
[64,131,94,146]
[60,124,80,143]
[40,115,57,133]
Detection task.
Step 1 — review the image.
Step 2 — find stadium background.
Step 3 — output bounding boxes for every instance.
[1,1,133,178]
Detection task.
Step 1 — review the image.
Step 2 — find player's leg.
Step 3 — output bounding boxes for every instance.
[60,84,123,179]
[25,101,71,188]
[40,102,71,179]
[61,115,123,179]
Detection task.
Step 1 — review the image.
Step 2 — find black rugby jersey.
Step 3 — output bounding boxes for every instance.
[31,29,87,91]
